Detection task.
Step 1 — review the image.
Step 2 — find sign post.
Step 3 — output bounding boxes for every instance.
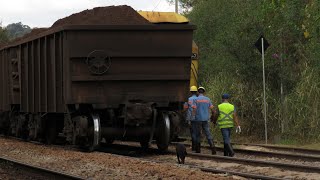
[175,0,178,13]
[255,35,270,144]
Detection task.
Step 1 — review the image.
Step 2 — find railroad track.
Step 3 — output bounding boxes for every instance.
[70,141,320,177]
[177,137,320,156]
[171,142,320,162]
[99,142,320,179]
[0,156,84,180]
[98,143,284,179]
[139,158,284,180]
[232,142,320,155]
[2,136,319,179]
[166,149,320,173]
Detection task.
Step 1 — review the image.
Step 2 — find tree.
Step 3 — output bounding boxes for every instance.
[5,22,31,40]
[167,0,205,14]
[0,26,9,45]
[186,0,320,142]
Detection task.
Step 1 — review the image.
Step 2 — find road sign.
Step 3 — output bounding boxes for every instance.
[255,35,270,54]
[254,35,270,144]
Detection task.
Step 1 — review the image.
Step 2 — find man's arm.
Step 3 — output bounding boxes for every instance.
[211,108,218,124]
[192,104,196,116]
[208,100,216,123]
[182,102,188,113]
[233,111,240,127]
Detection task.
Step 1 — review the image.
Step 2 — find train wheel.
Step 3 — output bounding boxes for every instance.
[100,138,114,147]
[18,115,29,140]
[140,138,150,150]
[156,112,170,152]
[45,119,57,145]
[104,138,114,145]
[9,111,18,137]
[85,114,101,152]
[0,112,9,135]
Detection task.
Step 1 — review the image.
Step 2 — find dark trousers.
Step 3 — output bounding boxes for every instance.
[189,126,195,151]
[221,128,234,156]
[221,128,231,144]
[192,121,213,144]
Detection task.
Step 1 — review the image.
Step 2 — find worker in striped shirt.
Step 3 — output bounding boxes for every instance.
[194,86,216,155]
[183,86,198,151]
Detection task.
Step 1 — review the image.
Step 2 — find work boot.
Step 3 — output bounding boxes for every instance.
[196,143,201,153]
[208,140,216,155]
[223,144,229,156]
[191,140,196,152]
[194,143,198,153]
[226,143,235,157]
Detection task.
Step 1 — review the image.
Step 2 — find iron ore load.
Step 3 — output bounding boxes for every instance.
[0,6,195,151]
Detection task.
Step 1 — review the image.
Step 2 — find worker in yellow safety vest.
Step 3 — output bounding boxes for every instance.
[213,93,240,157]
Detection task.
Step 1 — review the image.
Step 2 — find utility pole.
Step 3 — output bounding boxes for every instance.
[175,0,178,13]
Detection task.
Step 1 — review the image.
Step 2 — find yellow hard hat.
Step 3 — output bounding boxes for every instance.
[198,86,206,92]
[190,86,197,92]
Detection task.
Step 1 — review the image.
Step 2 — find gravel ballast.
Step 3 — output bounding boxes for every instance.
[0,138,232,179]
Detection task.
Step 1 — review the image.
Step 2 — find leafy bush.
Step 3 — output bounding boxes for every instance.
[184,0,320,143]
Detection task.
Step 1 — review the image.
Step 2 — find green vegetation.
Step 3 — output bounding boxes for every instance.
[0,22,31,46]
[5,22,31,40]
[0,26,9,44]
[177,0,320,143]
[300,143,320,150]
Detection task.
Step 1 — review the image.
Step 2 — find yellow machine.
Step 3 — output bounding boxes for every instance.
[138,11,199,87]
[190,41,199,87]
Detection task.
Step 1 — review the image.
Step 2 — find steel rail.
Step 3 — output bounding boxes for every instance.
[167,149,320,173]
[238,143,320,155]
[171,142,320,162]
[197,166,285,180]
[0,156,85,180]
[177,136,320,155]
[99,142,319,177]
[134,157,285,180]
[1,136,317,178]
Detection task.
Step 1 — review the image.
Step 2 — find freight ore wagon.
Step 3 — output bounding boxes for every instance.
[0,6,195,151]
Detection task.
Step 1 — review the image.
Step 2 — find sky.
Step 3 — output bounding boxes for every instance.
[0,0,175,28]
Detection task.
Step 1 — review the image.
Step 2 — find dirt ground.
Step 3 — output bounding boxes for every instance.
[0,138,233,179]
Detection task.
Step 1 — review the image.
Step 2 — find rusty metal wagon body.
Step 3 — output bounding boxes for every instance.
[0,24,194,151]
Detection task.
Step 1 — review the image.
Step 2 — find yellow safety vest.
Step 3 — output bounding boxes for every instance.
[217,103,235,129]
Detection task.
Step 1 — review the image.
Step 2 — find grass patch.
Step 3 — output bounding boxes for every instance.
[275,138,299,146]
[300,143,320,150]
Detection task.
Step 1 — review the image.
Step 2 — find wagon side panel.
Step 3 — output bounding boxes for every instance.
[0,49,10,111]
[64,26,193,108]
[20,33,64,113]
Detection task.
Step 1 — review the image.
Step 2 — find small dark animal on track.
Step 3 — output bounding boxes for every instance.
[176,143,187,164]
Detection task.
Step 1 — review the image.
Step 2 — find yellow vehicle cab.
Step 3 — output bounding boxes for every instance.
[138,11,199,88]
